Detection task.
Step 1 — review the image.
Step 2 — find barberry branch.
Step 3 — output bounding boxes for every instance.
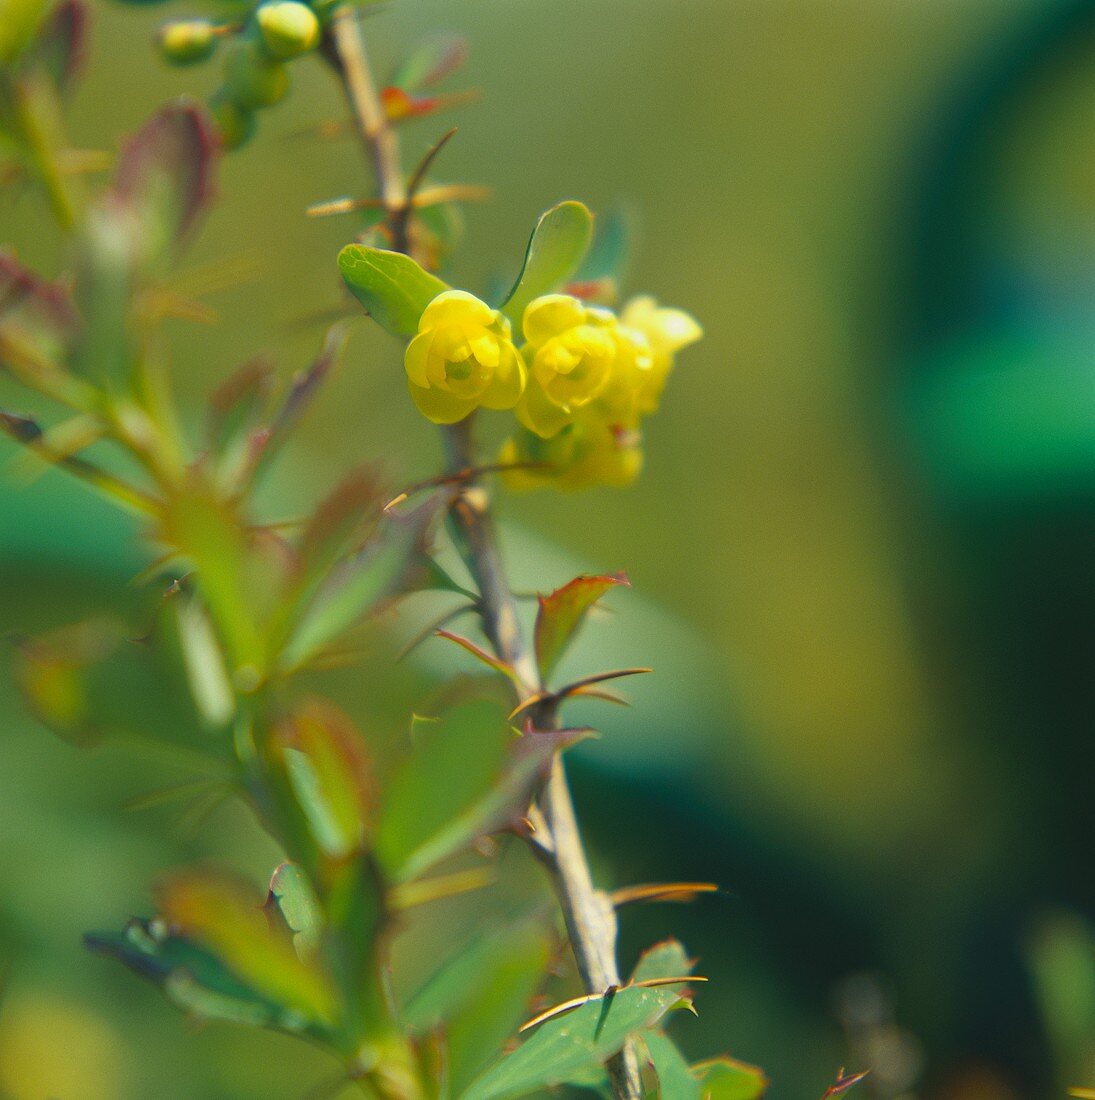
[328,9,642,1097]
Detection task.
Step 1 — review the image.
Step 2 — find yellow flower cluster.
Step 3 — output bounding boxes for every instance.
[404,288,701,488]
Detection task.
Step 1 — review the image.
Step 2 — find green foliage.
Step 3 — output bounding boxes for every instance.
[691,1058,769,1099]
[462,981,691,1100]
[534,572,629,682]
[0,4,748,1100]
[338,245,450,338]
[404,918,551,1093]
[500,201,594,324]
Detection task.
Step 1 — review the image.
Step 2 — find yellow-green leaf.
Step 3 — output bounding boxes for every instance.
[501,201,593,324]
[338,244,449,337]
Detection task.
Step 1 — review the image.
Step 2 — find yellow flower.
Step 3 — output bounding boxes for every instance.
[517,295,618,438]
[405,291,525,424]
[500,421,643,491]
[619,296,702,415]
[589,323,656,426]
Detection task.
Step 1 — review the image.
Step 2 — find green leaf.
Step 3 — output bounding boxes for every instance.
[156,870,338,1026]
[26,0,87,92]
[375,699,510,881]
[338,244,449,338]
[13,614,231,753]
[161,482,266,672]
[279,506,423,671]
[631,939,693,985]
[173,596,236,727]
[377,699,586,883]
[460,981,689,1100]
[111,100,217,261]
[534,573,629,682]
[84,917,318,1035]
[643,1031,700,1100]
[404,918,551,1093]
[500,202,593,324]
[270,700,374,862]
[691,1058,768,1100]
[264,862,323,957]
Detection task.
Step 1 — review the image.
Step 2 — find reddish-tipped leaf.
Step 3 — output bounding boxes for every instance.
[534,572,629,681]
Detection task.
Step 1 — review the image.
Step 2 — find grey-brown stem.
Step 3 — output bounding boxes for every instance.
[443,420,642,1100]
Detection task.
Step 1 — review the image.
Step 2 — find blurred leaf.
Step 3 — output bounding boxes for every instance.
[389,33,467,93]
[568,206,636,306]
[265,862,323,958]
[404,918,550,1092]
[534,572,628,682]
[0,0,48,64]
[270,700,374,862]
[298,467,384,594]
[13,617,120,745]
[157,870,338,1026]
[381,86,477,124]
[111,100,217,261]
[461,981,690,1100]
[173,595,235,727]
[84,918,306,1032]
[643,1030,700,1100]
[500,202,593,324]
[280,501,434,671]
[207,356,274,462]
[691,1057,768,1100]
[338,245,448,338]
[26,0,87,91]
[160,482,265,671]
[248,325,344,486]
[0,249,78,371]
[377,699,581,882]
[375,699,509,880]
[13,613,236,757]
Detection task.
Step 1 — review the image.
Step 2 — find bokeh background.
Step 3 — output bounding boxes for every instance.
[4,0,1095,1096]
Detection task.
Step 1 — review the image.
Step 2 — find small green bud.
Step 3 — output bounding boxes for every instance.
[255,2,320,60]
[224,39,289,109]
[210,90,257,151]
[158,20,217,66]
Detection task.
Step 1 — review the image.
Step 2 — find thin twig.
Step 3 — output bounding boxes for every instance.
[442,418,643,1100]
[330,7,407,245]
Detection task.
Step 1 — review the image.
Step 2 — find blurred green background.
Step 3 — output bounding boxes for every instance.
[5,0,1095,1096]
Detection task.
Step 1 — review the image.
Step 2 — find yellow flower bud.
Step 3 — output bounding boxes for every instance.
[516,295,619,439]
[405,291,526,424]
[256,1,321,61]
[158,20,218,66]
[618,295,702,415]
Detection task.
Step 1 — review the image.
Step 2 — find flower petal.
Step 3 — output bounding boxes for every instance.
[408,379,476,424]
[517,378,573,438]
[404,331,434,387]
[420,289,495,331]
[522,294,586,346]
[480,345,526,410]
